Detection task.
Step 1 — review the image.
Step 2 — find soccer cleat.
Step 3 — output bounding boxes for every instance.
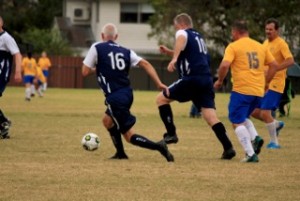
[266,142,281,149]
[221,147,236,160]
[109,152,129,160]
[157,140,174,162]
[276,121,285,136]
[0,120,11,139]
[25,97,31,101]
[163,133,179,144]
[241,154,259,163]
[252,136,264,155]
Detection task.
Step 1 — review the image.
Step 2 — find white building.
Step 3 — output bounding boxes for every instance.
[56,0,158,56]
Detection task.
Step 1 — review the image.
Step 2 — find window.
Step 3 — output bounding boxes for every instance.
[120,2,154,23]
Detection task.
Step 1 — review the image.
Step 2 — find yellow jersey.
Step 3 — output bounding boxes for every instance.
[263,37,293,93]
[22,57,38,76]
[223,37,275,97]
[36,66,46,83]
[38,57,51,70]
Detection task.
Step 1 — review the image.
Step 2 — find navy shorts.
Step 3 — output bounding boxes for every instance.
[228,91,262,124]
[105,87,136,134]
[0,65,11,97]
[163,75,215,109]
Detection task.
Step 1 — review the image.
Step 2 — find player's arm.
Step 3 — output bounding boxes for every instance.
[277,57,294,71]
[265,61,279,87]
[159,45,174,57]
[138,59,168,92]
[82,65,95,77]
[82,45,97,76]
[14,52,22,82]
[168,34,186,72]
[214,61,230,89]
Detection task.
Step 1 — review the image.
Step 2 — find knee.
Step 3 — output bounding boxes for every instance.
[156,92,169,106]
[123,129,134,143]
[102,115,113,129]
[202,109,219,126]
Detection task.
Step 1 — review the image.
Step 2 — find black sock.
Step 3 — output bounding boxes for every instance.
[158,104,176,135]
[108,125,126,155]
[0,109,8,123]
[212,122,233,151]
[130,134,159,150]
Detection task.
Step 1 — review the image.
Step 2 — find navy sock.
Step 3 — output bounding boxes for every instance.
[130,134,159,150]
[108,125,126,155]
[212,122,233,151]
[158,104,176,135]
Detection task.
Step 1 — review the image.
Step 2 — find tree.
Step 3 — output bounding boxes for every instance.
[148,0,300,55]
[0,0,72,55]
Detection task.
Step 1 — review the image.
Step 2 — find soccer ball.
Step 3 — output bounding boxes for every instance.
[81,133,100,151]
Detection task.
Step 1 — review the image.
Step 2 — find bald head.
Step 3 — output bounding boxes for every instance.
[174,13,193,29]
[101,23,118,41]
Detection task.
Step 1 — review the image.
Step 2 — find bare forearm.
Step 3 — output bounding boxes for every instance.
[277,57,294,71]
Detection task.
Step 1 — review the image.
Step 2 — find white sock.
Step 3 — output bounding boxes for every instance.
[235,125,255,156]
[25,87,31,99]
[43,83,47,91]
[244,118,259,141]
[38,86,43,97]
[30,84,36,95]
[266,121,278,144]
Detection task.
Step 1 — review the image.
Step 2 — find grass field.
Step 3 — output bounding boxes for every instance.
[0,87,299,201]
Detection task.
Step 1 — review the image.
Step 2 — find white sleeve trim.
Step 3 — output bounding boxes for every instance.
[130,50,143,67]
[83,44,98,68]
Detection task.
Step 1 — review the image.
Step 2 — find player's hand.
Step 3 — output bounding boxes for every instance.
[167,59,176,72]
[214,80,223,89]
[159,45,169,54]
[14,72,22,83]
[158,83,170,97]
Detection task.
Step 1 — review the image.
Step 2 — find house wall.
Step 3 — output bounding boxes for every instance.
[64,0,159,54]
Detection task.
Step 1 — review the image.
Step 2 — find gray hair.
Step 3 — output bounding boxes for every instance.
[101,23,118,38]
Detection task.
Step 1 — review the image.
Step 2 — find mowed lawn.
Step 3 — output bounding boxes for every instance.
[0,87,299,201]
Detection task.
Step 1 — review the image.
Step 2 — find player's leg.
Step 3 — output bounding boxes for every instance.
[102,113,128,159]
[123,128,174,162]
[24,76,34,101]
[229,92,258,162]
[156,95,178,144]
[201,108,236,159]
[42,70,49,91]
[260,90,282,149]
[156,80,187,144]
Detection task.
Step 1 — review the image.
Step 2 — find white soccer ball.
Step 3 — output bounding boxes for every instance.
[81,133,100,151]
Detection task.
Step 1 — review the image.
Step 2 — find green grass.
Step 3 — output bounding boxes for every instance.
[0,87,300,201]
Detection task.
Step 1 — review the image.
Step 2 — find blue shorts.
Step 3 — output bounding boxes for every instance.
[163,75,215,109]
[42,70,49,77]
[258,90,282,110]
[229,91,262,124]
[23,75,35,84]
[105,87,136,134]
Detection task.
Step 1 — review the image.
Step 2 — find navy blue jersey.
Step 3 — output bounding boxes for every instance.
[0,31,15,96]
[176,29,211,78]
[94,41,133,95]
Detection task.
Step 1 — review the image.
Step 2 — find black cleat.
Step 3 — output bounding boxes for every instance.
[163,133,179,144]
[0,120,11,139]
[221,148,236,160]
[157,140,174,162]
[109,153,129,160]
[252,136,264,155]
